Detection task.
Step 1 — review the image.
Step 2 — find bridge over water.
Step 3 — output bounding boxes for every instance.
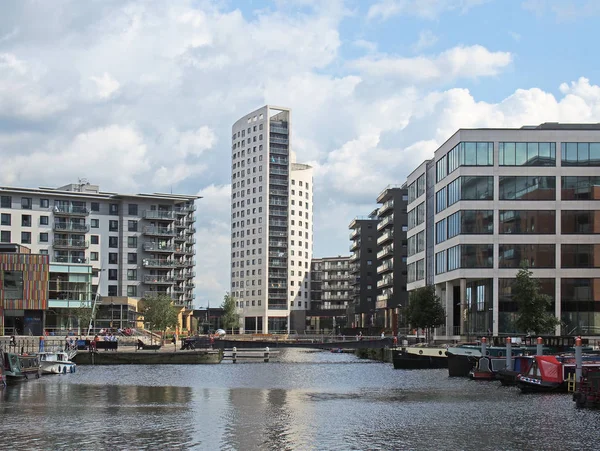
[213,337,393,350]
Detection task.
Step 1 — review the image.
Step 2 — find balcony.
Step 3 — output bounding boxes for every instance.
[174,247,186,254]
[143,275,174,284]
[175,260,195,267]
[269,251,287,258]
[270,126,289,135]
[349,252,360,262]
[378,199,394,216]
[269,220,287,228]
[143,210,176,220]
[53,223,89,233]
[377,289,393,302]
[269,230,287,238]
[377,230,394,245]
[53,239,89,249]
[269,199,288,206]
[52,205,89,216]
[312,303,348,311]
[185,248,196,255]
[270,177,288,186]
[269,136,289,145]
[322,284,350,291]
[175,222,186,229]
[142,259,176,268]
[375,300,387,310]
[270,157,288,165]
[143,226,175,237]
[322,294,350,301]
[174,204,196,214]
[269,209,287,217]
[269,241,287,248]
[377,244,394,260]
[53,256,88,264]
[269,146,288,156]
[269,272,286,279]
[377,276,394,288]
[143,242,175,253]
[350,240,360,252]
[268,292,287,300]
[143,291,169,298]
[377,259,394,274]
[268,282,287,289]
[321,274,349,281]
[185,227,196,234]
[349,229,359,240]
[269,189,288,197]
[270,167,288,176]
[377,214,394,231]
[174,234,186,242]
[173,273,186,281]
[268,260,286,268]
[185,271,195,278]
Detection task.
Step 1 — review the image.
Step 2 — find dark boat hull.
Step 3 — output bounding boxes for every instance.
[448,354,479,377]
[392,350,447,370]
[517,375,562,393]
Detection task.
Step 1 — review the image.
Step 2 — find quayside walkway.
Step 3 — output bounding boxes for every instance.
[213,337,393,350]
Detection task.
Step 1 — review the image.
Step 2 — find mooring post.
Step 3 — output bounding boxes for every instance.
[575,337,583,385]
[264,346,270,363]
[232,347,237,364]
[481,336,487,356]
[506,337,512,370]
[536,337,543,356]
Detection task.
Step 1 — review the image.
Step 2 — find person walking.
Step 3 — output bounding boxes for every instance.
[39,335,45,353]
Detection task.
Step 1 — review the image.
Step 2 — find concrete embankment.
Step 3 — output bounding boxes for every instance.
[73,349,223,365]
[355,347,392,363]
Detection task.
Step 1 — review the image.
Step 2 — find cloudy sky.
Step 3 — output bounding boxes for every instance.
[2,0,600,306]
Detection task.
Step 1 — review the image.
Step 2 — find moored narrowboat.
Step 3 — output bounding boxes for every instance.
[517,355,600,393]
[2,350,41,380]
[392,347,448,370]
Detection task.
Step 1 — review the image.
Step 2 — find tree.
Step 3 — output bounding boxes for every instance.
[74,303,95,334]
[406,286,446,343]
[513,264,560,335]
[221,292,240,333]
[140,294,179,343]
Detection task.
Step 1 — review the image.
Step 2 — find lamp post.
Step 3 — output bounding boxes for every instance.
[110,301,114,330]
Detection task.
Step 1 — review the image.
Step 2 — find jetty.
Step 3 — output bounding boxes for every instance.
[73,348,223,365]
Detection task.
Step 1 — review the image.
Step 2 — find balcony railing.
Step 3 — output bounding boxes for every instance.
[377,276,393,288]
[321,274,350,281]
[53,256,88,264]
[52,205,89,216]
[377,230,394,245]
[375,300,387,310]
[142,259,176,268]
[349,253,360,262]
[143,210,176,220]
[378,199,394,216]
[268,282,287,289]
[269,230,287,237]
[269,136,289,145]
[270,168,289,176]
[268,260,286,268]
[53,223,89,233]
[269,241,287,248]
[269,251,287,258]
[350,240,360,252]
[349,229,359,239]
[377,260,394,274]
[322,284,350,291]
[322,294,350,301]
[269,189,288,197]
[269,146,288,155]
[270,157,288,165]
[185,227,196,234]
[53,239,89,249]
[143,226,175,236]
[377,244,394,260]
[269,272,286,279]
[143,275,175,284]
[268,293,287,300]
[185,271,195,278]
[270,126,289,135]
[174,204,196,214]
[269,199,288,206]
[143,243,175,252]
[377,215,394,231]
[175,260,195,267]
[270,177,288,186]
[269,210,287,217]
[269,220,287,228]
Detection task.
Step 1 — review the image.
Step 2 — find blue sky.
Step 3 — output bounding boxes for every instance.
[1,0,600,306]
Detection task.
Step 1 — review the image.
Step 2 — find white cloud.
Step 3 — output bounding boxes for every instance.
[368,0,488,21]
[349,45,512,83]
[153,163,207,188]
[177,126,217,158]
[412,30,438,51]
[353,39,377,52]
[89,72,120,99]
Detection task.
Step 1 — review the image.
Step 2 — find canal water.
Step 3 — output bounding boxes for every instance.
[0,349,598,450]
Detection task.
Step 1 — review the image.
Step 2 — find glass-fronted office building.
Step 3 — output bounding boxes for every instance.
[406,123,600,338]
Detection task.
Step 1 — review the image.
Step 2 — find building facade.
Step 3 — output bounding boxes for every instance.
[231,106,313,334]
[376,185,409,333]
[0,182,199,317]
[406,123,600,338]
[309,256,352,333]
[349,215,380,329]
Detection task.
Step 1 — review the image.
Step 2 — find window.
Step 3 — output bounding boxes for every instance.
[499,176,556,201]
[91,235,99,245]
[128,220,138,232]
[562,143,600,166]
[109,220,119,231]
[21,197,32,209]
[0,213,10,226]
[127,286,137,297]
[435,219,447,244]
[2,271,23,300]
[108,269,118,280]
[435,188,447,213]
[39,232,48,243]
[91,202,100,212]
[562,210,600,234]
[499,142,556,166]
[561,244,600,268]
[91,252,99,261]
[127,253,137,264]
[561,176,600,200]
[21,215,32,227]
[109,203,119,215]
[108,286,118,296]
[127,236,137,248]
[435,250,447,275]
[407,202,425,230]
[128,204,138,215]
[498,244,555,268]
[91,219,99,228]
[108,253,118,264]
[0,231,10,242]
[127,269,137,281]
[0,196,11,208]
[40,199,49,208]
[499,210,555,234]
[21,231,31,244]
[40,216,49,225]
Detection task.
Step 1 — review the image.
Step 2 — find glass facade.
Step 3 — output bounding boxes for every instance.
[561,244,600,268]
[408,230,425,256]
[561,278,600,335]
[436,142,494,182]
[437,210,493,244]
[499,210,556,234]
[561,210,600,234]
[561,143,600,166]
[498,244,555,268]
[445,244,493,271]
[498,142,556,166]
[407,202,425,230]
[407,259,425,283]
[561,176,600,200]
[442,176,493,210]
[464,279,493,335]
[499,176,556,200]
[408,174,426,203]
[499,278,555,334]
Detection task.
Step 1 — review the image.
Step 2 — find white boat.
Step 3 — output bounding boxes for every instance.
[38,351,77,375]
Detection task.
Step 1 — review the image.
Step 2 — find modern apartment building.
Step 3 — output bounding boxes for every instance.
[376,185,409,332]
[309,256,352,333]
[348,214,380,328]
[0,182,199,317]
[406,123,600,338]
[230,106,313,334]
